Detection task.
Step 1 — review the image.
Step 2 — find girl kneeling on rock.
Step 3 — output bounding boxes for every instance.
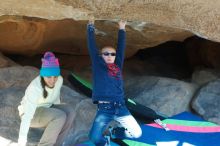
[87,20,142,146]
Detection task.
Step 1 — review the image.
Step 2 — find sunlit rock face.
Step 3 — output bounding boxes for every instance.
[1,0,220,41]
[0,17,192,57]
[5,0,220,56]
[0,18,87,55]
[0,0,220,56]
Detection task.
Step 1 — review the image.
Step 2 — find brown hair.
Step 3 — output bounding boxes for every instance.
[41,77,48,98]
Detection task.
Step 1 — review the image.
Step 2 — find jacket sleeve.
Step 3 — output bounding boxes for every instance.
[87,23,99,64]
[18,86,40,143]
[115,29,126,69]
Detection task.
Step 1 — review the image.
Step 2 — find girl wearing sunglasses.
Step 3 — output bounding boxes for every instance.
[87,20,142,146]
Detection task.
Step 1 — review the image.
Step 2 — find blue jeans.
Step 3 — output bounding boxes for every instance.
[89,102,142,146]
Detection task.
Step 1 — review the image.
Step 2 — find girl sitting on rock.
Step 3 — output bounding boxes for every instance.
[17,51,75,146]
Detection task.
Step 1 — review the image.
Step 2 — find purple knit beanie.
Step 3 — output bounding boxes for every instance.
[40,51,60,77]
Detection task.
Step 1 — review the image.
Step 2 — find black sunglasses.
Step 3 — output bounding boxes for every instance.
[102,52,116,56]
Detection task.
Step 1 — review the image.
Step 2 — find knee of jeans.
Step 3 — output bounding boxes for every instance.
[132,127,142,138]
[126,126,142,139]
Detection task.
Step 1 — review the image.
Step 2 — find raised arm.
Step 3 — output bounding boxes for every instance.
[87,20,99,63]
[116,20,127,69]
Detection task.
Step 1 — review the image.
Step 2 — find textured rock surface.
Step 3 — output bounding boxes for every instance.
[0,53,18,68]
[1,1,220,64]
[64,99,96,145]
[0,0,220,42]
[0,66,38,89]
[192,79,220,124]
[125,76,198,116]
[0,86,27,146]
[0,18,192,57]
[191,68,220,86]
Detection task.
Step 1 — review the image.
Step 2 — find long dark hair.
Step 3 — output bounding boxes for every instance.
[41,77,48,98]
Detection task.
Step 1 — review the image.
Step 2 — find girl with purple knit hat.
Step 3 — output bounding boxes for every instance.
[17,52,75,146]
